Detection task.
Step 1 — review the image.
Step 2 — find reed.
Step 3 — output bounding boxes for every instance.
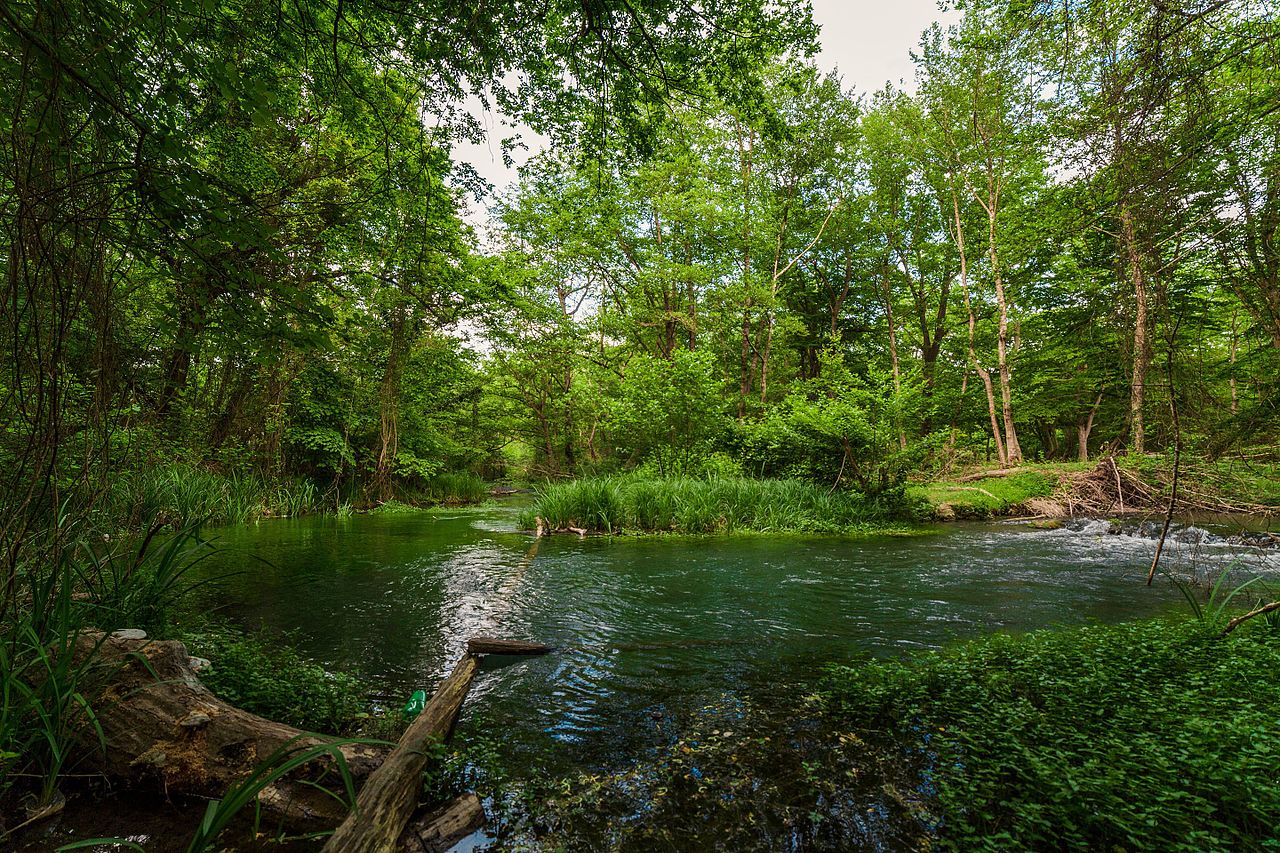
[521,476,921,534]
[419,472,489,505]
[106,464,323,529]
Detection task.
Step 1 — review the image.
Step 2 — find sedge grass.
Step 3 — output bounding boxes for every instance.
[521,476,924,535]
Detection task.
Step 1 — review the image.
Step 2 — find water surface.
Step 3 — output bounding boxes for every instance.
[193,506,1274,774]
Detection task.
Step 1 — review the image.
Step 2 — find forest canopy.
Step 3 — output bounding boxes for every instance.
[1,0,1277,526]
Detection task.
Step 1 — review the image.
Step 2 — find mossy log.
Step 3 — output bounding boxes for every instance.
[466,637,555,655]
[68,631,387,825]
[322,654,479,853]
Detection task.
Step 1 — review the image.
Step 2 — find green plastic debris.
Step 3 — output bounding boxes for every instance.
[402,689,427,719]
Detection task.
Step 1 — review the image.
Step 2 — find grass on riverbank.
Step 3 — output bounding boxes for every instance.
[914,466,1067,519]
[106,464,492,529]
[520,476,928,535]
[820,616,1280,851]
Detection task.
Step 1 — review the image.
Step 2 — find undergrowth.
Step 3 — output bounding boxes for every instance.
[178,623,369,735]
[820,617,1280,851]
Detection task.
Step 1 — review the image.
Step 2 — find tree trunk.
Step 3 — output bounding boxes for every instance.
[323,654,479,853]
[884,291,907,451]
[953,188,1006,465]
[376,306,410,501]
[1120,204,1149,455]
[67,632,386,826]
[1078,391,1104,463]
[987,205,1021,464]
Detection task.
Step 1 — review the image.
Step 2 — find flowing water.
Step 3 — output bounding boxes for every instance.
[27,505,1278,852]
[192,505,1275,777]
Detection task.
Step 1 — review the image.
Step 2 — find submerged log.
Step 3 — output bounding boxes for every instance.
[68,632,386,825]
[466,637,554,656]
[399,793,485,853]
[322,654,480,853]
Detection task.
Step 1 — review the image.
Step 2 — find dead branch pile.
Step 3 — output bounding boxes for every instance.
[1060,458,1274,517]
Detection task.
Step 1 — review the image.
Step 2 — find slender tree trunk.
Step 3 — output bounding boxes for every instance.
[1119,203,1149,454]
[1078,391,1104,462]
[736,121,755,418]
[376,306,409,501]
[986,200,1021,463]
[953,189,1006,465]
[1229,308,1239,414]
[878,261,907,450]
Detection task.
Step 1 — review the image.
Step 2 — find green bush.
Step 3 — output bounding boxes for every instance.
[820,618,1280,851]
[180,624,367,734]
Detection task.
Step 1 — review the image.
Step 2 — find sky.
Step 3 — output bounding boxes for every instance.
[452,0,958,205]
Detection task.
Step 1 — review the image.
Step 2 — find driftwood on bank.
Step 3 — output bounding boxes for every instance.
[68,632,387,825]
[322,654,479,853]
[399,793,485,853]
[324,638,552,853]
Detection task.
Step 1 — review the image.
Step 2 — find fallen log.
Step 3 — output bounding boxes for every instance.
[399,793,485,853]
[322,654,480,853]
[956,468,1022,482]
[68,632,386,825]
[466,637,555,656]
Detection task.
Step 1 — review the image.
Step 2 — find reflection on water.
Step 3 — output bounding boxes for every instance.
[192,506,1275,771]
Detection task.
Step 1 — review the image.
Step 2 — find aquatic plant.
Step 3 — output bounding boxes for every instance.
[521,475,925,534]
[421,471,489,505]
[820,617,1280,851]
[103,464,329,530]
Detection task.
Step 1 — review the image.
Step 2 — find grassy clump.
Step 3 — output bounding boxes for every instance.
[916,468,1063,518]
[412,471,490,505]
[820,617,1280,851]
[180,624,368,735]
[520,475,926,534]
[107,463,321,529]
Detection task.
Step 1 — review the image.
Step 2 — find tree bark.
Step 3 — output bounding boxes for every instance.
[1120,203,1149,455]
[67,632,386,826]
[953,188,1006,465]
[376,305,410,500]
[1078,391,1104,462]
[399,793,485,853]
[322,654,479,853]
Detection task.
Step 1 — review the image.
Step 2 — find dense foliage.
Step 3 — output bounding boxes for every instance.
[822,618,1280,851]
[3,0,1280,845]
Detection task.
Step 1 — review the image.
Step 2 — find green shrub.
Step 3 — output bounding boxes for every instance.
[820,618,1280,851]
[180,624,367,734]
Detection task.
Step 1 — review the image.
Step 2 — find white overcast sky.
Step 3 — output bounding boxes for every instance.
[453,0,957,204]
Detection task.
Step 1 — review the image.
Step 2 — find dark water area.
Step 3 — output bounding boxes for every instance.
[24,505,1277,851]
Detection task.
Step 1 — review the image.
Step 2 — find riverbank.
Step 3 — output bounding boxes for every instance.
[490,614,1280,851]
[918,457,1280,521]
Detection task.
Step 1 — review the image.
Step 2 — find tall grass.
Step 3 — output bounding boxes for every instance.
[419,471,489,505]
[521,476,924,534]
[1,517,214,824]
[106,464,321,529]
